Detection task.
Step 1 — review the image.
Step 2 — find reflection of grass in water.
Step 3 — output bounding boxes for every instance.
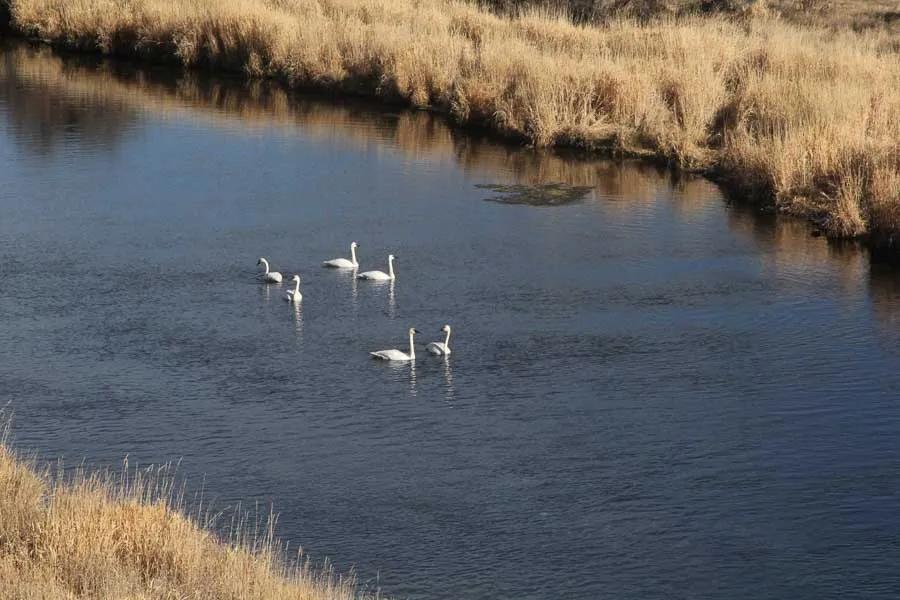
[1,42,719,206]
[477,183,592,206]
[7,0,899,238]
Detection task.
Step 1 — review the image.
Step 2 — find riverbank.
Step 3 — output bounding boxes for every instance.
[2,0,898,242]
[0,439,370,599]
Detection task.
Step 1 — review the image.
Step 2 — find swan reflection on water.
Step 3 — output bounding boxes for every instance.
[361,277,396,317]
[441,357,454,403]
[259,280,275,303]
[408,360,417,397]
[290,301,303,337]
[387,279,396,318]
[351,268,359,305]
[354,262,397,317]
[382,355,455,402]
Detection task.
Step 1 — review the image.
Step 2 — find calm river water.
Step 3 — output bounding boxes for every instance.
[1,41,900,599]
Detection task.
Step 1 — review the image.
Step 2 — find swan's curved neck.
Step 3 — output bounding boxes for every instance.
[260,258,270,274]
[408,331,416,360]
[388,257,395,279]
[444,329,451,348]
[292,279,300,294]
[350,245,358,265]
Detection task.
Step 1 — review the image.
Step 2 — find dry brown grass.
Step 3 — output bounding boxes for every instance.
[495,0,900,38]
[0,436,372,600]
[763,0,900,36]
[4,0,900,238]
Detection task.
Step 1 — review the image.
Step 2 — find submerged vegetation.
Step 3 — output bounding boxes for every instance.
[1,0,899,239]
[477,182,593,205]
[0,437,369,599]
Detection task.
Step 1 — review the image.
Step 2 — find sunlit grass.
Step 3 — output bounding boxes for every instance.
[4,0,899,238]
[0,430,372,600]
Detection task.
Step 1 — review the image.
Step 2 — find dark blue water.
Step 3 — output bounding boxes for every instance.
[2,42,900,599]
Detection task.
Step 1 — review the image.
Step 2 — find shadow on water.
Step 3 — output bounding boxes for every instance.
[726,201,867,269]
[724,201,900,335]
[870,263,900,337]
[0,40,687,191]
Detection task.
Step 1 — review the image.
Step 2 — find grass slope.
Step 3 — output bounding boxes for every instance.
[0,439,371,600]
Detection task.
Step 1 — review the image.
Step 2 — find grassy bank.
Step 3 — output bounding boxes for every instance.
[2,0,899,240]
[491,0,900,36]
[0,439,370,599]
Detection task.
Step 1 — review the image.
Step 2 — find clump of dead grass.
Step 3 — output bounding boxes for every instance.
[0,435,371,600]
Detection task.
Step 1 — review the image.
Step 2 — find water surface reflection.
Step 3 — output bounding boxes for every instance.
[0,40,708,201]
[2,39,900,600]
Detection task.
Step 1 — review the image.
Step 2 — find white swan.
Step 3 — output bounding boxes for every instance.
[426,324,452,356]
[371,327,418,361]
[257,257,283,283]
[284,275,302,303]
[323,241,359,268]
[358,254,396,281]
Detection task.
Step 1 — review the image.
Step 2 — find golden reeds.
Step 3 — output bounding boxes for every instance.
[0,438,372,599]
[4,0,899,238]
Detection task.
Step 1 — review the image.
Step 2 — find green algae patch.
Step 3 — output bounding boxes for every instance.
[477,183,592,206]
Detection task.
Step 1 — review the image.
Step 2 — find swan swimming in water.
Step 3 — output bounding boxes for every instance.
[257,257,283,283]
[370,327,418,361]
[358,254,396,281]
[284,275,302,303]
[323,241,359,269]
[426,324,452,356]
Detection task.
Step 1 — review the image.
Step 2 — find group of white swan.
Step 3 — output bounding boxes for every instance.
[321,242,397,281]
[257,242,451,362]
[369,324,452,362]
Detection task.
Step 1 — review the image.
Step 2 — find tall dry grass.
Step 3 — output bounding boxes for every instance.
[0,437,372,599]
[4,0,900,238]
[491,0,900,38]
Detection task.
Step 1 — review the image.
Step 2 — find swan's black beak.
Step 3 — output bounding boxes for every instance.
[413,329,420,334]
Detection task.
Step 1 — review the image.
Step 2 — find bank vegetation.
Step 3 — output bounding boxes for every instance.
[0,438,370,599]
[2,0,899,239]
